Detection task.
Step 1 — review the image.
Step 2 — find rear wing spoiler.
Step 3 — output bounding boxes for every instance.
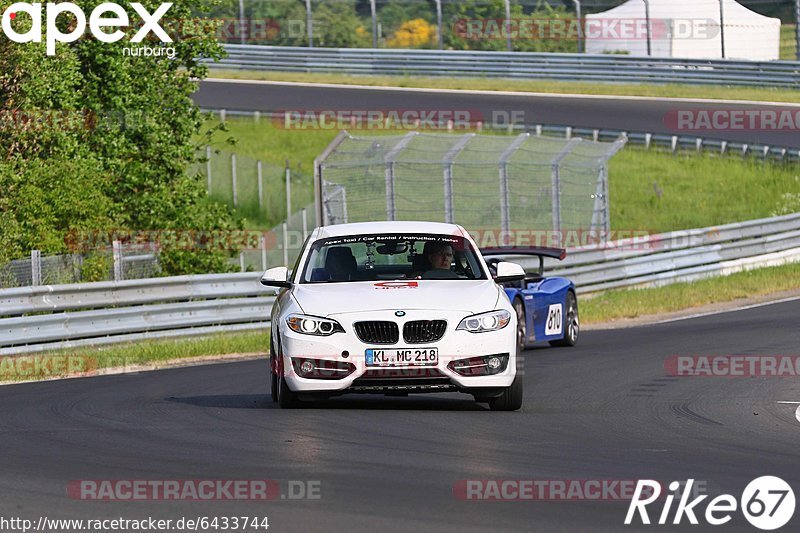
[481,247,567,276]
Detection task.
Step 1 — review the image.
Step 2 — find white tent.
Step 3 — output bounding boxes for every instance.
[585,0,780,61]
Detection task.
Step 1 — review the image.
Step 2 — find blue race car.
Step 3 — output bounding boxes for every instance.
[482,247,579,351]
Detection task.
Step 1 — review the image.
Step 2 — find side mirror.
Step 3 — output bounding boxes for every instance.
[494,261,526,283]
[260,266,291,288]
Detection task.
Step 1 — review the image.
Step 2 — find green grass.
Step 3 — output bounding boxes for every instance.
[209,69,800,104]
[781,25,797,61]
[206,118,800,233]
[201,118,340,228]
[0,331,268,383]
[608,149,800,232]
[582,261,800,324]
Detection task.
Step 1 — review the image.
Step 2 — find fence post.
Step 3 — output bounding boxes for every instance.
[220,109,226,123]
[261,234,268,271]
[112,240,123,282]
[796,0,800,60]
[435,0,443,50]
[643,0,652,56]
[574,0,583,53]
[383,132,416,221]
[282,222,289,267]
[551,165,562,238]
[718,0,726,59]
[443,134,475,224]
[31,250,41,287]
[550,139,582,241]
[285,160,292,219]
[238,0,246,45]
[302,208,309,240]
[231,154,238,208]
[370,0,378,48]
[504,0,512,52]
[305,0,313,48]
[604,166,611,240]
[239,252,246,273]
[206,146,212,195]
[257,160,264,212]
[385,162,396,221]
[498,133,530,235]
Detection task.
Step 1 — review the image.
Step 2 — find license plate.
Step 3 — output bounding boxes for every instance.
[365,348,438,367]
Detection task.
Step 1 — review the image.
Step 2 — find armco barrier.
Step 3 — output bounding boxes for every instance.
[213,45,800,88]
[0,273,275,355]
[2,213,800,355]
[208,110,800,163]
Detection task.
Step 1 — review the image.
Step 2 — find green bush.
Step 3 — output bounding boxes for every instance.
[80,253,112,283]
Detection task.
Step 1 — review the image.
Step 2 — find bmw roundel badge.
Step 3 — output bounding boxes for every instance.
[395,311,406,317]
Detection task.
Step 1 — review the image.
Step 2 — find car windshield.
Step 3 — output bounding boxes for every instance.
[299,233,487,283]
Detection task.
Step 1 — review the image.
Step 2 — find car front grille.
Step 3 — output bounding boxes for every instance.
[354,321,399,345]
[403,320,447,344]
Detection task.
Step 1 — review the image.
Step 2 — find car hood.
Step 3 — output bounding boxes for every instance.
[292,280,502,316]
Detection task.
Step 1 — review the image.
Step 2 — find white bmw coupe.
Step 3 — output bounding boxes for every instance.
[261,221,526,410]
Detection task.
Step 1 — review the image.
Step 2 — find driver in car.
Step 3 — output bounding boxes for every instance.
[410,241,458,279]
[427,242,454,271]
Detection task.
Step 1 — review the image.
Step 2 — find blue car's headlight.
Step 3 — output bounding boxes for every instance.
[286,314,345,336]
[456,310,511,333]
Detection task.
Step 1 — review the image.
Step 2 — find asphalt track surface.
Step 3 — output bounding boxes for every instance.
[2,299,800,532]
[193,80,800,147]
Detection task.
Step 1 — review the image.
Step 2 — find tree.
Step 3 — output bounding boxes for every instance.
[0,0,236,274]
[312,0,371,48]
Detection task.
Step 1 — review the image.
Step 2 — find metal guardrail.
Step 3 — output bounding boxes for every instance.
[214,45,800,88]
[208,109,800,162]
[2,213,800,354]
[0,273,274,355]
[522,212,800,293]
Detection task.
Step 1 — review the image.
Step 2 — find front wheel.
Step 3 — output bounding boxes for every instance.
[269,342,278,402]
[489,374,523,411]
[513,298,526,353]
[274,342,299,408]
[277,373,300,408]
[549,291,579,347]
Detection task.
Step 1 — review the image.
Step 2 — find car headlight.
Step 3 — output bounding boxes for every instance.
[286,314,345,336]
[456,310,511,333]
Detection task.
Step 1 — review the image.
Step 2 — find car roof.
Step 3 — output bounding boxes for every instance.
[313,221,468,239]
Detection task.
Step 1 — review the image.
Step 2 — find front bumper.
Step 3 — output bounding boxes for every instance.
[276,310,517,395]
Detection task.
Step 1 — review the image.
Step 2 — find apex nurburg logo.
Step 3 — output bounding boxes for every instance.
[1,2,173,55]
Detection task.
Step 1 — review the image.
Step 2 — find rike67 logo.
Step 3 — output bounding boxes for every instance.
[626,477,796,530]
[1,2,172,55]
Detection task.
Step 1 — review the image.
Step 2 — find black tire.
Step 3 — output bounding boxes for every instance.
[549,291,579,347]
[273,341,299,408]
[513,298,526,353]
[269,348,278,403]
[277,374,299,408]
[489,374,523,411]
